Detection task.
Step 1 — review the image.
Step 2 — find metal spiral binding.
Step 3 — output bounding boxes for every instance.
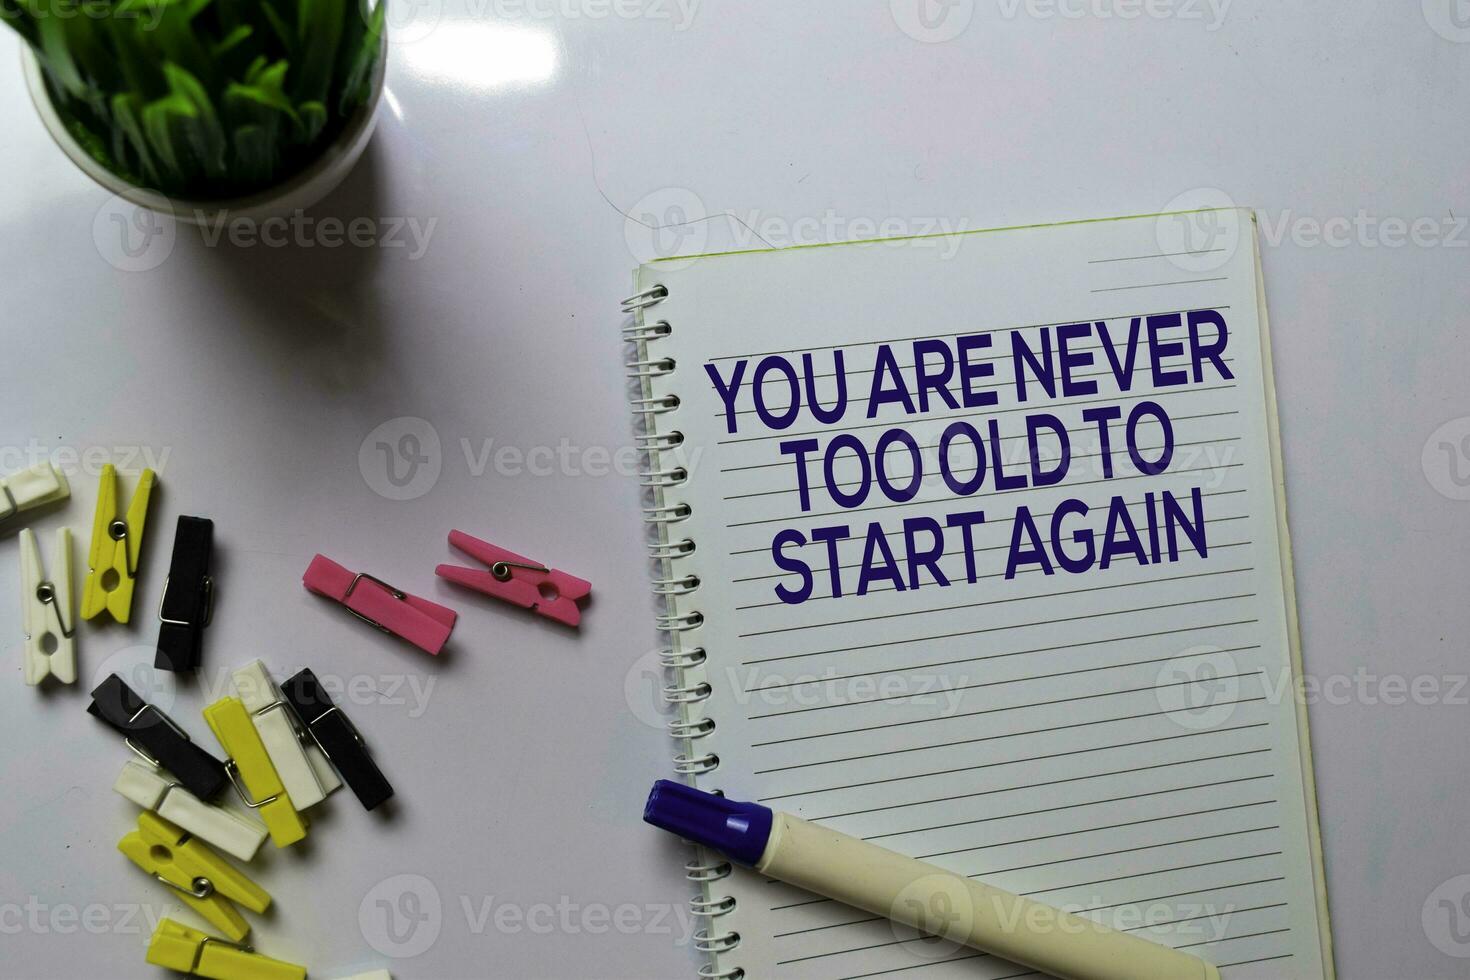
[622,284,742,978]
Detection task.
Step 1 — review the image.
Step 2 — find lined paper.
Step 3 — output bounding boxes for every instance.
[639,211,1331,979]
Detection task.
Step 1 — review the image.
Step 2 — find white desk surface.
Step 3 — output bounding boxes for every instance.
[1,4,1467,978]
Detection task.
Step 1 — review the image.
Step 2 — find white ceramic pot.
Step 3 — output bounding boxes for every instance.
[22,36,387,226]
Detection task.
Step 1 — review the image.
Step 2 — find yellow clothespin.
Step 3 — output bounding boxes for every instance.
[204,696,309,848]
[82,464,156,623]
[147,918,306,980]
[119,812,271,942]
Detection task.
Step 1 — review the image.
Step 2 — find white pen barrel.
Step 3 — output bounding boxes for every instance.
[757,812,1220,980]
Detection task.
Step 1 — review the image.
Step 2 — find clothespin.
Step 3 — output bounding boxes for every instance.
[115,760,268,863]
[156,516,215,672]
[119,811,270,942]
[281,668,394,811]
[303,554,457,655]
[89,674,228,800]
[435,530,592,627]
[20,527,75,685]
[0,461,69,523]
[203,696,309,848]
[329,972,392,980]
[232,660,341,810]
[82,464,156,623]
[147,919,305,980]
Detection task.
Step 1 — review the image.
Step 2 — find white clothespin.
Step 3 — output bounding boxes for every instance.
[232,660,340,810]
[20,527,75,686]
[115,760,268,863]
[330,973,392,980]
[1,462,69,523]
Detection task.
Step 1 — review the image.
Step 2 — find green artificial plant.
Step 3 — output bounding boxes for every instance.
[2,0,386,199]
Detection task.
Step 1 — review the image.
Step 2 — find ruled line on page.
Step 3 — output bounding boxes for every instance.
[745,636,1258,720]
[741,606,1257,670]
[747,642,1265,750]
[1089,249,1229,264]
[716,382,1240,447]
[750,695,1270,776]
[754,723,1268,801]
[1092,277,1231,294]
[713,356,1238,420]
[914,801,1279,861]
[749,638,1262,699]
[728,487,1247,557]
[722,434,1243,503]
[724,460,1245,531]
[739,576,1257,641]
[721,410,1236,477]
[736,559,1250,618]
[855,771,1276,829]
[808,749,1275,822]
[706,305,1233,363]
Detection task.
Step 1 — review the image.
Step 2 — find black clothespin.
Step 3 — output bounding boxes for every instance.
[155,516,214,672]
[281,668,394,811]
[88,674,228,800]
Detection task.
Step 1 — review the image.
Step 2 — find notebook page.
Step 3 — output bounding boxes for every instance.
[638,210,1331,979]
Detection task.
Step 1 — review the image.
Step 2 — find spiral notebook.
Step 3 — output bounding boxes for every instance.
[624,209,1334,980]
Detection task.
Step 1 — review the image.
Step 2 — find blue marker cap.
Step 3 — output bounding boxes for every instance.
[643,780,774,867]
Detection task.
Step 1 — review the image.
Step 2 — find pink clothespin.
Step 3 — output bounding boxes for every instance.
[435,531,591,627]
[303,554,458,655]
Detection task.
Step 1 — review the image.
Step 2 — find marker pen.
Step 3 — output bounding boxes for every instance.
[644,781,1220,980]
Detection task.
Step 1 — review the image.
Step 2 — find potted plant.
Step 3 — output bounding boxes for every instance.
[3,0,387,224]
